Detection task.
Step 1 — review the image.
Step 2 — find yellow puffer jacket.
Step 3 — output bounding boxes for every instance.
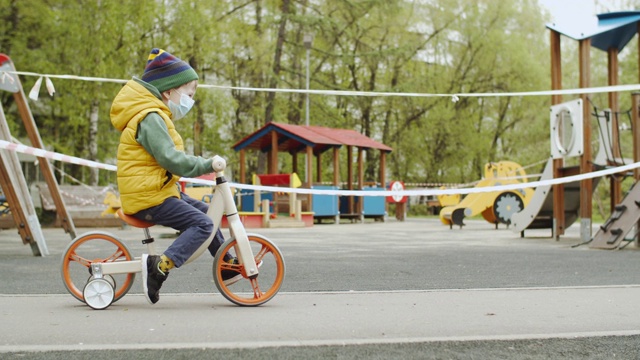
[110,79,183,214]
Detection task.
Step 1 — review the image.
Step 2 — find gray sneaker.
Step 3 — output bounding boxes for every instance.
[141,254,169,304]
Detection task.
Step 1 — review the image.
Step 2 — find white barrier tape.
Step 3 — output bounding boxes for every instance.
[7,70,640,99]
[195,162,640,196]
[0,140,117,172]
[1,139,638,197]
[197,83,640,99]
[9,71,127,85]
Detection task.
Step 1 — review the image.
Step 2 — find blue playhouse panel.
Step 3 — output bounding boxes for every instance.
[362,187,386,216]
[338,187,386,216]
[339,195,352,214]
[312,185,339,217]
[238,188,273,212]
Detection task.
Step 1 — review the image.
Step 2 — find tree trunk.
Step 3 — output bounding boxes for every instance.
[264,0,289,124]
[189,51,203,156]
[88,99,99,186]
[259,0,290,174]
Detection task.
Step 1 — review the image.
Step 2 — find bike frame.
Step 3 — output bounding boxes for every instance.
[92,169,259,279]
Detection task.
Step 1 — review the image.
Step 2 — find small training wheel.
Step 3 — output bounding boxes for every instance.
[83,278,115,310]
[87,274,116,289]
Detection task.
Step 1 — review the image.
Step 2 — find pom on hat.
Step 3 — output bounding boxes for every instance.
[141,48,198,93]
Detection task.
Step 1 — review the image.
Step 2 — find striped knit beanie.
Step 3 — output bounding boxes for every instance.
[141,48,198,93]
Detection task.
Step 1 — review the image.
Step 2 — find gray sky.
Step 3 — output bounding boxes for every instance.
[539,0,629,25]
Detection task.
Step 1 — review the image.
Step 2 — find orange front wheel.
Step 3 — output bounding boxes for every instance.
[213,234,285,306]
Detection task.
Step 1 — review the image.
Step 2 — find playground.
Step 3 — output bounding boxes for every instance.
[2,12,640,256]
[3,5,640,359]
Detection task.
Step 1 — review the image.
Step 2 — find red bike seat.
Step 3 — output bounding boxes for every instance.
[116,209,154,229]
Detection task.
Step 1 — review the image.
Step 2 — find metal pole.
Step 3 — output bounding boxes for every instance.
[305,43,310,126]
[303,34,313,184]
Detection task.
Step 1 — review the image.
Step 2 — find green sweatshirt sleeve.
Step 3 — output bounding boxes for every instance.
[136,113,214,178]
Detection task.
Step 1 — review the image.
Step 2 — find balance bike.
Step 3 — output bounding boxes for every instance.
[60,159,285,309]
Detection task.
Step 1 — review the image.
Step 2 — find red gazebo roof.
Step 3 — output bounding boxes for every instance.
[307,125,392,152]
[232,122,392,155]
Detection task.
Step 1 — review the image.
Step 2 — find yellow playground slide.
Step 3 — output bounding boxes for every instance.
[439,161,533,228]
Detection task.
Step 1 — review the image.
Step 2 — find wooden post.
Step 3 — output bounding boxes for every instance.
[316,152,322,183]
[357,148,364,221]
[254,176,261,214]
[550,30,563,105]
[239,149,245,184]
[266,150,272,175]
[357,148,364,189]
[333,147,340,224]
[347,145,354,215]
[550,30,565,239]
[633,93,640,181]
[579,38,593,243]
[262,199,270,227]
[608,47,622,211]
[332,147,340,186]
[306,145,313,210]
[632,93,640,245]
[637,24,640,246]
[269,130,278,174]
[292,151,298,175]
[295,199,302,221]
[289,174,297,217]
[395,202,405,221]
[380,150,387,215]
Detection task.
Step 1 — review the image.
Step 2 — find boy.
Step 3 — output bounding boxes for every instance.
[110,48,239,304]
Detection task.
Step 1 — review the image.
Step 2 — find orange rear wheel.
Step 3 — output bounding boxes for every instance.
[60,232,135,303]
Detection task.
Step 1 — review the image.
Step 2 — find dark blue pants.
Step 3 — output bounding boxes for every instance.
[133,192,227,268]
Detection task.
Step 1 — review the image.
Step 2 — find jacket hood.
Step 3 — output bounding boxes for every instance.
[110,78,169,132]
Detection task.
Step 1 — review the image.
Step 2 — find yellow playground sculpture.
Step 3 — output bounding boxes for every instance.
[439,161,533,229]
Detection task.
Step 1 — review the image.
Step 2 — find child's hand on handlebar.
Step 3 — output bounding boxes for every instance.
[211,155,226,172]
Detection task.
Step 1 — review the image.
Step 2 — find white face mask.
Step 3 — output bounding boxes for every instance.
[168,90,195,121]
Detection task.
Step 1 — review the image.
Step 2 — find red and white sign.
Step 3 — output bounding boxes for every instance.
[386,181,407,203]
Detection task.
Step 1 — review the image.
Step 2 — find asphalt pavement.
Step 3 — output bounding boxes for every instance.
[1,217,640,359]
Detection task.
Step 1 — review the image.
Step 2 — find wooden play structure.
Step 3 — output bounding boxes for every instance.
[544,12,640,242]
[232,122,392,226]
[0,54,76,255]
[252,173,302,217]
[230,172,309,228]
[511,104,618,237]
